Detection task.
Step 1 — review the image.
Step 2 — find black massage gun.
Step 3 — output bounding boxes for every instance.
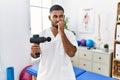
[30,34,51,58]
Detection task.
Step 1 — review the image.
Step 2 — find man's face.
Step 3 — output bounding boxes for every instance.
[49,10,65,28]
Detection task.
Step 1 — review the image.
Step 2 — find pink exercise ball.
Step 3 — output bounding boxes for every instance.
[19,65,32,80]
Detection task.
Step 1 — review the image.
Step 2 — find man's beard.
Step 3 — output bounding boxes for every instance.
[52,22,58,29]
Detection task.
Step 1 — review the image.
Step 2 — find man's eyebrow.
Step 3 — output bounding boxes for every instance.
[54,14,64,16]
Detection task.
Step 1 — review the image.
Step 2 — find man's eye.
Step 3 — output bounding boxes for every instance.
[53,16,57,18]
[59,15,63,18]
[53,15,64,18]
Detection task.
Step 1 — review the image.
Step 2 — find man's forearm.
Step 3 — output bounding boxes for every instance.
[60,31,76,57]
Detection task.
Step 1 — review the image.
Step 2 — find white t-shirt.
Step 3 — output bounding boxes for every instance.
[37,28,78,80]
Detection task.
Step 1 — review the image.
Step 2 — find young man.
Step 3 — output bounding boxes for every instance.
[31,5,78,80]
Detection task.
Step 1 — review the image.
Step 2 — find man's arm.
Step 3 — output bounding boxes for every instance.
[60,31,77,57]
[58,21,77,57]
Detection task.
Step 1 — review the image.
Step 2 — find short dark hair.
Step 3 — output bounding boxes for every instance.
[50,5,64,13]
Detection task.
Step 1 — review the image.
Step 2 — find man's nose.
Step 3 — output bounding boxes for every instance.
[56,17,61,21]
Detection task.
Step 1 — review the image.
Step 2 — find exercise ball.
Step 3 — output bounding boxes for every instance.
[80,39,86,46]
[86,39,94,48]
[19,65,32,80]
[77,40,81,46]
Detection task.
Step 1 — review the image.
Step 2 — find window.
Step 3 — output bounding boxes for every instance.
[30,0,51,34]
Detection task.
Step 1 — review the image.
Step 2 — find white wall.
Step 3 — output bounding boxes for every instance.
[0,0,120,79]
[61,0,120,49]
[0,0,31,80]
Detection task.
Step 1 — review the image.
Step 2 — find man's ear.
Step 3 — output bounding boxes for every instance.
[64,15,65,18]
[48,15,51,20]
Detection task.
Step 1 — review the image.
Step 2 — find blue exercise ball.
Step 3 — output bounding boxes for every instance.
[80,39,86,46]
[77,40,81,46]
[86,39,94,48]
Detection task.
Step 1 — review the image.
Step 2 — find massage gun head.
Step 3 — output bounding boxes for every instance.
[30,34,51,44]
